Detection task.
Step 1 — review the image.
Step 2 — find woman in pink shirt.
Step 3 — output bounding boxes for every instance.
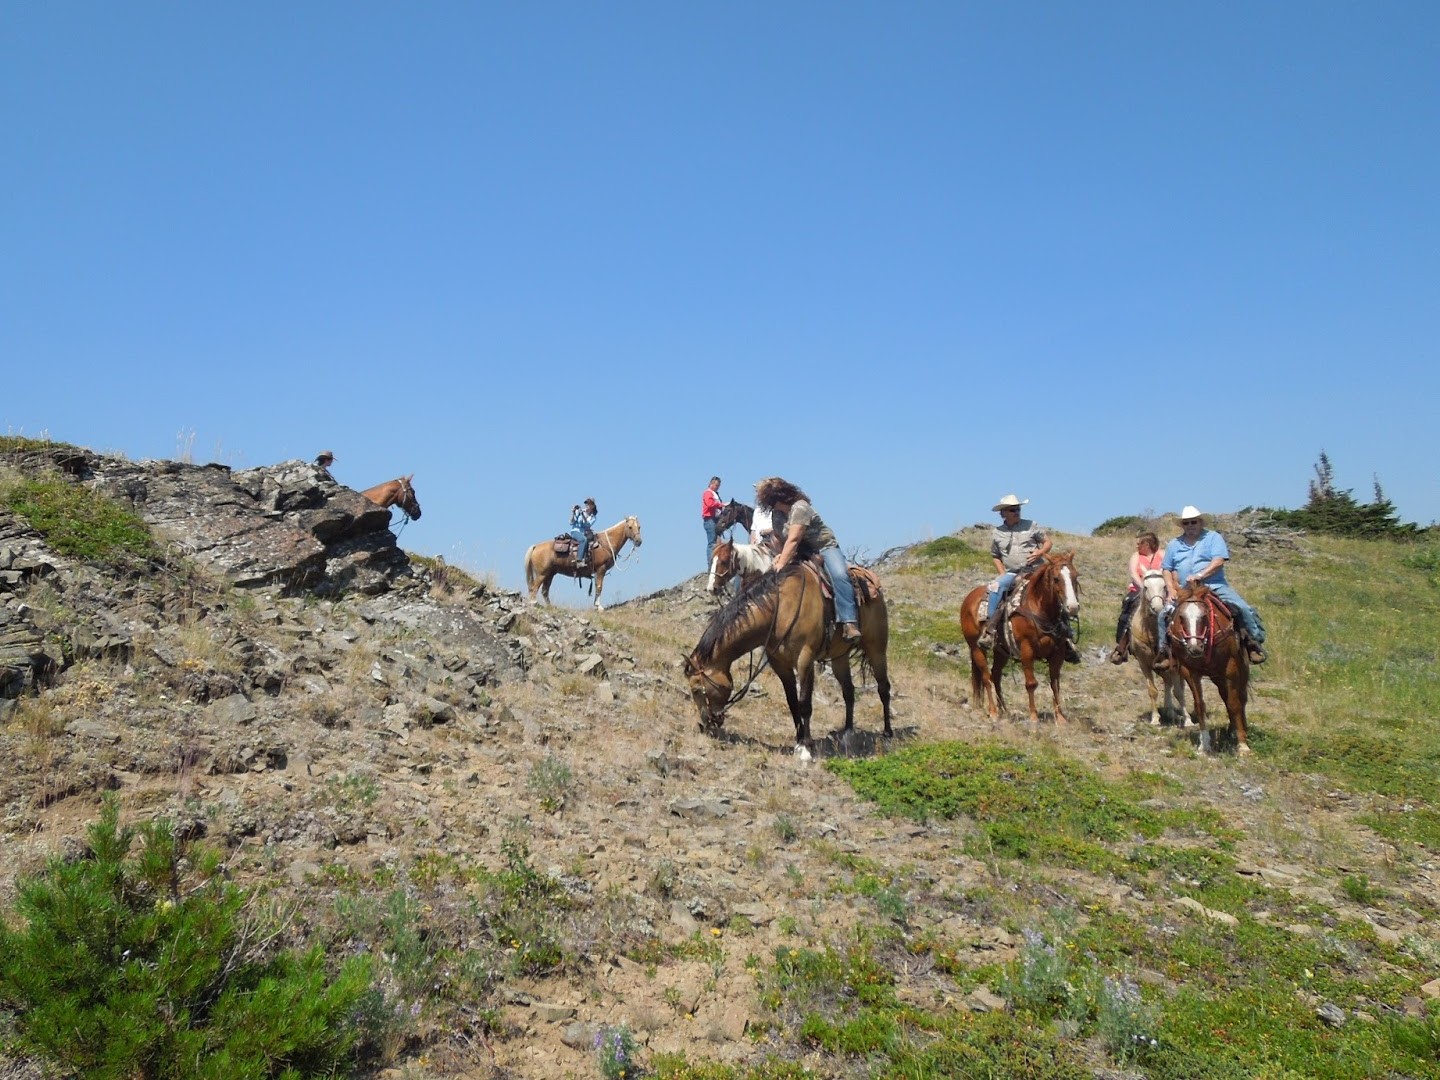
[1109,532,1162,664]
[701,476,724,566]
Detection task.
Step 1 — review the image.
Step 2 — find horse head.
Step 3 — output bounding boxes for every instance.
[626,516,643,545]
[682,650,730,732]
[1040,551,1080,616]
[1141,569,1167,614]
[396,475,422,520]
[714,499,749,536]
[1171,585,1225,660]
[707,538,736,594]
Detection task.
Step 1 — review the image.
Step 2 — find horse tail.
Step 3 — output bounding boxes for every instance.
[524,545,538,591]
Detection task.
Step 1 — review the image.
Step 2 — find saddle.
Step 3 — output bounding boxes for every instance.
[800,554,884,604]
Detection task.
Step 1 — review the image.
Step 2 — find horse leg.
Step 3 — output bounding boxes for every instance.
[867,647,893,738]
[1141,664,1162,726]
[593,566,606,611]
[831,655,857,733]
[1184,669,1210,752]
[1018,646,1042,723]
[773,667,807,747]
[795,660,816,748]
[1048,650,1067,725]
[989,651,1008,718]
[1218,668,1251,754]
[539,570,553,605]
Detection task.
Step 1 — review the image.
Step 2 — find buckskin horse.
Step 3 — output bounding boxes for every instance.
[683,562,892,752]
[524,516,642,610]
[1167,583,1252,753]
[960,552,1081,723]
[706,536,773,595]
[1129,570,1188,727]
[360,476,422,521]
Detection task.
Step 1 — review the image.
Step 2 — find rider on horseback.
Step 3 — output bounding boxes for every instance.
[1154,507,1267,669]
[978,494,1081,662]
[756,477,862,643]
[1109,531,1162,664]
[569,498,597,568]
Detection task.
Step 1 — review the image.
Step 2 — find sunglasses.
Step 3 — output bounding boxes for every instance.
[1181,519,1199,525]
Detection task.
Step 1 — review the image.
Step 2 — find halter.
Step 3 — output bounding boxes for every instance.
[1169,590,1234,665]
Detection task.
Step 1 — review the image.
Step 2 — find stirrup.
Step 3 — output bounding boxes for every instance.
[1247,645,1267,664]
[1153,652,1172,671]
[1109,644,1128,665]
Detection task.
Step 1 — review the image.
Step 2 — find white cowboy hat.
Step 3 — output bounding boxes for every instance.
[1179,505,1203,520]
[991,494,1029,511]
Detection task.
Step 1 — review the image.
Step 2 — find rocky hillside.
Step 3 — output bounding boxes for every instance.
[1,444,1437,1080]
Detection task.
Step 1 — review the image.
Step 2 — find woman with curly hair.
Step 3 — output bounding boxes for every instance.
[754,477,861,642]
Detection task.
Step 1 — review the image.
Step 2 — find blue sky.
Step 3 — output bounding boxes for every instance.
[4,3,1436,604]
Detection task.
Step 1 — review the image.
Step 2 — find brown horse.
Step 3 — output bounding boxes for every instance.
[1167,583,1251,753]
[524,516,642,610]
[713,499,754,537]
[1129,570,1188,727]
[960,552,1081,723]
[683,563,892,751]
[360,475,421,520]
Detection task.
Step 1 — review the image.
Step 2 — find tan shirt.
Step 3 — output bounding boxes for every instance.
[990,519,1047,571]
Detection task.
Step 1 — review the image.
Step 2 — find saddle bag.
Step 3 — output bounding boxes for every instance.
[552,535,574,557]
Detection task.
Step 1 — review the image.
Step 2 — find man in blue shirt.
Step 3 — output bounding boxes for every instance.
[1156,506,1267,668]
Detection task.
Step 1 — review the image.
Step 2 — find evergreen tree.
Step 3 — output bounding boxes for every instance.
[1271,451,1418,538]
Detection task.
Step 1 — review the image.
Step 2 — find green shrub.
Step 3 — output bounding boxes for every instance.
[1092,514,1144,537]
[0,473,158,564]
[0,796,372,1079]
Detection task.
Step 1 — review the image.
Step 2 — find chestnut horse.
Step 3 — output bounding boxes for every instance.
[684,563,892,752]
[1130,570,1187,727]
[524,516,642,610]
[960,552,1081,723]
[1167,583,1251,753]
[706,536,773,595]
[361,475,421,520]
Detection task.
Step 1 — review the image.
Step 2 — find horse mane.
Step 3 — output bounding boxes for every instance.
[695,567,792,663]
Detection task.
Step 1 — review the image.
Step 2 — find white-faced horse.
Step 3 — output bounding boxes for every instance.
[1129,570,1188,727]
[706,537,773,595]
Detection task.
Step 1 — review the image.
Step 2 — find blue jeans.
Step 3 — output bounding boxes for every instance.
[821,546,859,625]
[986,572,1017,619]
[704,517,718,565]
[569,527,588,563]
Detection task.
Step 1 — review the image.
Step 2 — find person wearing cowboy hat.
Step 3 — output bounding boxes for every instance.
[314,450,335,481]
[979,495,1079,662]
[1154,506,1267,668]
[568,498,598,568]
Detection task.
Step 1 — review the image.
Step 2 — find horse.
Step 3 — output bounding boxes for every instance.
[1167,583,1251,753]
[523,516,642,610]
[683,563,892,752]
[360,475,421,520]
[713,499,754,538]
[706,536,773,594]
[1128,570,1187,727]
[960,552,1081,724]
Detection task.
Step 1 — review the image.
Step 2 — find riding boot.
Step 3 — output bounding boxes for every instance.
[977,614,996,650]
[1063,632,1081,664]
[840,622,861,643]
[1241,630,1267,664]
[1153,648,1172,671]
[1109,634,1129,665]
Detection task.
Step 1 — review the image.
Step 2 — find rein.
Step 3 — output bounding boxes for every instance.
[713,566,809,713]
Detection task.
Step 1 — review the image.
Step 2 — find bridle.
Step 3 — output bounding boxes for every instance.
[1169,590,1234,665]
[691,566,810,720]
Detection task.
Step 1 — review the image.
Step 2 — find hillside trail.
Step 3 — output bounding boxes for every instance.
[2,519,1430,1079]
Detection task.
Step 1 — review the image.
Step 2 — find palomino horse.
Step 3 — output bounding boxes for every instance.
[1130,570,1187,727]
[1167,583,1252,753]
[684,563,892,751]
[960,552,1081,723]
[713,499,754,538]
[524,516,642,610]
[706,537,773,595]
[360,475,422,520]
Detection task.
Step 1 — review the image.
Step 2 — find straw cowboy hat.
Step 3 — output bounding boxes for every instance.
[1179,505,1203,520]
[991,494,1029,511]
[315,450,335,466]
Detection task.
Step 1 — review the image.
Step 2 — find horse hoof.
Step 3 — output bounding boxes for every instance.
[1150,716,1161,727]
[1237,743,1253,755]
[793,744,812,761]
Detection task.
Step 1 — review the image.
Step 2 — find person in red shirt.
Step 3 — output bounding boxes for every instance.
[702,476,725,566]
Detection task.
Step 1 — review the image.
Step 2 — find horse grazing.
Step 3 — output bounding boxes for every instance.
[1129,570,1187,727]
[706,537,773,594]
[1167,583,1251,753]
[960,552,1081,723]
[361,475,422,520]
[524,516,642,610]
[713,499,754,538]
[683,563,892,751]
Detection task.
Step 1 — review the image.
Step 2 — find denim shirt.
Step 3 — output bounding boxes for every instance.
[1163,530,1230,588]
